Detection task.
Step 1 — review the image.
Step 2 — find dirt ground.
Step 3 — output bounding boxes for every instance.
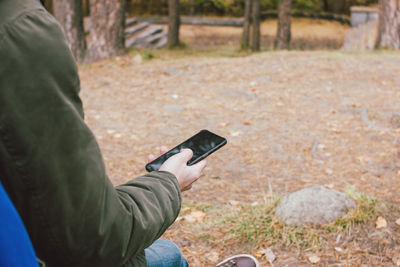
[79,49,400,266]
[77,14,400,261]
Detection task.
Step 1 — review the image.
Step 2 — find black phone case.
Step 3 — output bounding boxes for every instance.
[145,130,227,172]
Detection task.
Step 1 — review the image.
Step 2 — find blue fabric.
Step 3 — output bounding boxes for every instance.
[145,239,188,267]
[0,183,38,267]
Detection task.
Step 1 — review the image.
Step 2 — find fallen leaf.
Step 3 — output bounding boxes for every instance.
[376,216,387,229]
[133,54,142,64]
[182,215,196,223]
[242,121,251,126]
[219,122,229,127]
[325,183,334,189]
[255,248,276,264]
[205,251,219,263]
[334,247,344,253]
[230,131,241,137]
[393,255,400,266]
[357,156,371,163]
[265,248,276,264]
[228,200,241,206]
[183,211,206,223]
[308,255,320,264]
[255,251,264,258]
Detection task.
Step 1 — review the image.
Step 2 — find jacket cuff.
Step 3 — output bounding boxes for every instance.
[151,170,182,206]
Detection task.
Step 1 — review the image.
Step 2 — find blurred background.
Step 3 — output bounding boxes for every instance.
[41,0,399,63]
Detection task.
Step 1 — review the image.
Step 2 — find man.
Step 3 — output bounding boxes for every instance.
[0,0,261,266]
[0,0,205,266]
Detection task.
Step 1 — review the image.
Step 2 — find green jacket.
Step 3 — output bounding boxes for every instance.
[0,0,182,266]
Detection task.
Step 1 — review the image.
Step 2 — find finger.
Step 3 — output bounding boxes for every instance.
[182,184,193,192]
[147,154,156,163]
[160,146,168,155]
[178,148,194,162]
[190,159,207,176]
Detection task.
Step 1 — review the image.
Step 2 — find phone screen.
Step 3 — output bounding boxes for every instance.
[145,130,227,172]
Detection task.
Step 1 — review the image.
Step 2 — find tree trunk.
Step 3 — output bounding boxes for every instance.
[322,0,329,13]
[241,0,252,49]
[86,0,126,62]
[168,0,181,47]
[332,0,345,14]
[43,0,54,14]
[251,0,260,51]
[375,0,400,49]
[189,0,195,16]
[274,0,291,50]
[53,0,86,62]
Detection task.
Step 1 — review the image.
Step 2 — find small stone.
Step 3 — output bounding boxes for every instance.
[163,104,184,112]
[255,76,271,83]
[391,113,400,128]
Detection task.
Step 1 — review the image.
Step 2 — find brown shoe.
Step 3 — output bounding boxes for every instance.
[216,254,259,267]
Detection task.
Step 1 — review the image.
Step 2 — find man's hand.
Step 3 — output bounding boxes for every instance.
[148,147,207,192]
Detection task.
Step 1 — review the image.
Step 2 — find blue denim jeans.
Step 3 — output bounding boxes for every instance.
[145,239,189,267]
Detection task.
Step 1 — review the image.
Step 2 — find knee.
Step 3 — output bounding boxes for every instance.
[145,238,188,267]
[159,239,187,266]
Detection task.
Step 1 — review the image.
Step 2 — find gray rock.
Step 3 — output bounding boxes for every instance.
[275,186,356,225]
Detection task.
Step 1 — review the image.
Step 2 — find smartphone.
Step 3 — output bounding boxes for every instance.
[145,129,227,172]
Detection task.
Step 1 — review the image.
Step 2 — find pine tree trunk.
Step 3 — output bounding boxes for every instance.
[189,0,195,16]
[43,0,54,14]
[332,0,345,14]
[241,0,252,49]
[322,0,329,12]
[86,0,126,62]
[168,0,180,47]
[275,0,291,50]
[53,0,86,62]
[375,0,400,49]
[251,0,260,51]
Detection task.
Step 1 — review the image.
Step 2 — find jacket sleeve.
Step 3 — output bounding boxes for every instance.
[0,7,181,267]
